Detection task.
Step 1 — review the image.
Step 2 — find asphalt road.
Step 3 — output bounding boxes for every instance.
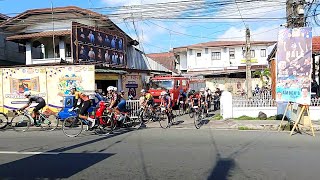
[0,127,320,180]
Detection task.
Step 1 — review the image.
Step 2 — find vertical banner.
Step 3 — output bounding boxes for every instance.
[46,65,95,110]
[0,69,3,112]
[122,73,142,99]
[276,27,312,105]
[2,67,47,112]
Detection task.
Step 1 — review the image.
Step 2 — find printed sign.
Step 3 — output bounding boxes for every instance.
[122,74,142,99]
[276,27,312,105]
[72,22,126,67]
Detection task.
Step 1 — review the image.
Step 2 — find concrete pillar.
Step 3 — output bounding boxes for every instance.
[220,91,233,119]
[59,38,65,60]
[26,42,32,65]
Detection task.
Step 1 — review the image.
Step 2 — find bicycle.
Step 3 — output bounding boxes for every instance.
[10,108,59,132]
[159,106,177,129]
[139,104,159,124]
[194,102,206,129]
[0,112,9,129]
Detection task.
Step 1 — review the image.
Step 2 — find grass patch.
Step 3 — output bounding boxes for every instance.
[238,126,256,130]
[235,115,277,120]
[211,114,223,120]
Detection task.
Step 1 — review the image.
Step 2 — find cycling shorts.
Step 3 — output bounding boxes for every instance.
[79,100,91,116]
[33,101,46,112]
[117,99,126,112]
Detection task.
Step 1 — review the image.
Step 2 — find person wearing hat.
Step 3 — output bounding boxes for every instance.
[69,86,81,110]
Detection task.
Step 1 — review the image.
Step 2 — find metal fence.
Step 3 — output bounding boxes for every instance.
[126,100,140,119]
[233,98,320,107]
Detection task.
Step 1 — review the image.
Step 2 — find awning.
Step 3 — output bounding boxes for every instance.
[95,69,127,74]
[6,30,71,41]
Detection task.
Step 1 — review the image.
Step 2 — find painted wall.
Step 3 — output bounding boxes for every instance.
[0,65,95,113]
[206,77,263,94]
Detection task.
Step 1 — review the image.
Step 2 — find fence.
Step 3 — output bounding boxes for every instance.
[126,100,140,119]
[232,98,320,107]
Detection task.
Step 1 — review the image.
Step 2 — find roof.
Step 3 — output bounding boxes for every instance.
[0,13,9,20]
[0,6,133,42]
[146,52,176,72]
[173,41,277,52]
[6,30,70,40]
[313,36,320,53]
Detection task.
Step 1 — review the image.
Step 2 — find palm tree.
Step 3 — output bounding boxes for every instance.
[253,68,271,86]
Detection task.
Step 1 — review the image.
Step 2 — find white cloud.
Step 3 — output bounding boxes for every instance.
[217,25,280,41]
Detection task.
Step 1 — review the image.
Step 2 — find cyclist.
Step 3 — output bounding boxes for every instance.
[115,90,127,123]
[160,91,172,112]
[199,88,208,112]
[19,91,46,126]
[78,92,96,128]
[141,89,154,110]
[190,90,200,108]
[109,87,120,109]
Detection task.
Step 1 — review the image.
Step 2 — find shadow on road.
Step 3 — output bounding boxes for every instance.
[0,153,114,179]
[0,128,140,179]
[207,158,235,180]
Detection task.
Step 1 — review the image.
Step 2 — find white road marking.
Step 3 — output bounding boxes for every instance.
[0,151,59,155]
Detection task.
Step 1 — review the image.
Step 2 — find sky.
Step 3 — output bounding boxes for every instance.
[0,0,318,53]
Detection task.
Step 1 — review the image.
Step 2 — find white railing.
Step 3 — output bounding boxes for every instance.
[126,100,140,119]
[233,98,320,107]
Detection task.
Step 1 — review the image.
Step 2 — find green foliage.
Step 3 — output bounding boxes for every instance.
[211,114,223,120]
[238,126,255,130]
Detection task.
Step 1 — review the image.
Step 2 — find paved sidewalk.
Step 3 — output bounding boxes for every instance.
[145,111,320,131]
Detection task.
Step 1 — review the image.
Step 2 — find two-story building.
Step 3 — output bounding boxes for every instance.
[173,41,276,93]
[0,6,171,96]
[0,13,25,65]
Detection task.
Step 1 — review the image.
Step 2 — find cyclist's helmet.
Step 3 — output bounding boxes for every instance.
[160,91,166,96]
[200,88,205,92]
[205,87,209,91]
[107,86,113,91]
[113,87,118,92]
[141,89,146,93]
[23,91,31,97]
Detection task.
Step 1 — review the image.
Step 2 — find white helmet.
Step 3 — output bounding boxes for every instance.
[141,89,146,93]
[113,87,118,91]
[107,86,113,91]
[205,87,209,91]
[160,91,167,96]
[200,88,205,92]
[24,91,31,97]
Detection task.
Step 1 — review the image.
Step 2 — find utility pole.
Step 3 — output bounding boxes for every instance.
[286,0,306,28]
[245,26,252,99]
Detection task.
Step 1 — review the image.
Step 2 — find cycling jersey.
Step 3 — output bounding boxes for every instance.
[28,96,45,104]
[145,93,153,101]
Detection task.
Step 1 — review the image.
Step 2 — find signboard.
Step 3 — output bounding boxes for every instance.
[0,65,95,113]
[122,74,142,99]
[71,22,127,67]
[276,27,312,105]
[240,59,258,64]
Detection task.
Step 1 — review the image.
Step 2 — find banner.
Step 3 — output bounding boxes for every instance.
[122,73,142,99]
[276,27,312,105]
[0,65,95,113]
[71,22,126,67]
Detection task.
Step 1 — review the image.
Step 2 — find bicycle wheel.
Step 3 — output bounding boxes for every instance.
[131,116,142,129]
[0,112,8,129]
[170,110,178,126]
[178,103,184,116]
[95,115,114,134]
[159,112,169,129]
[194,110,202,129]
[189,107,195,118]
[62,117,83,137]
[42,114,59,131]
[10,114,31,132]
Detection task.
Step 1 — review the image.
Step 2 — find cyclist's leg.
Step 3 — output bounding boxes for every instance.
[33,101,45,125]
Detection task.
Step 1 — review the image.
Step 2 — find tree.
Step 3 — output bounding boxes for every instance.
[253,68,271,86]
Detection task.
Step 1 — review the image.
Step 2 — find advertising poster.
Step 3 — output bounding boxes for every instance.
[72,22,126,67]
[276,27,312,105]
[0,69,3,112]
[46,65,95,110]
[122,74,142,99]
[2,67,47,112]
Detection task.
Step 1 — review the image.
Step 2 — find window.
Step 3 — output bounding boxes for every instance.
[197,53,201,57]
[18,44,26,53]
[260,49,266,57]
[211,52,221,60]
[229,48,235,59]
[250,50,255,58]
[205,48,208,54]
[189,49,193,55]
[182,80,187,86]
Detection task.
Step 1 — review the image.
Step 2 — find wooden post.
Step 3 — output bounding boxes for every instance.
[270,58,276,100]
[278,102,292,131]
